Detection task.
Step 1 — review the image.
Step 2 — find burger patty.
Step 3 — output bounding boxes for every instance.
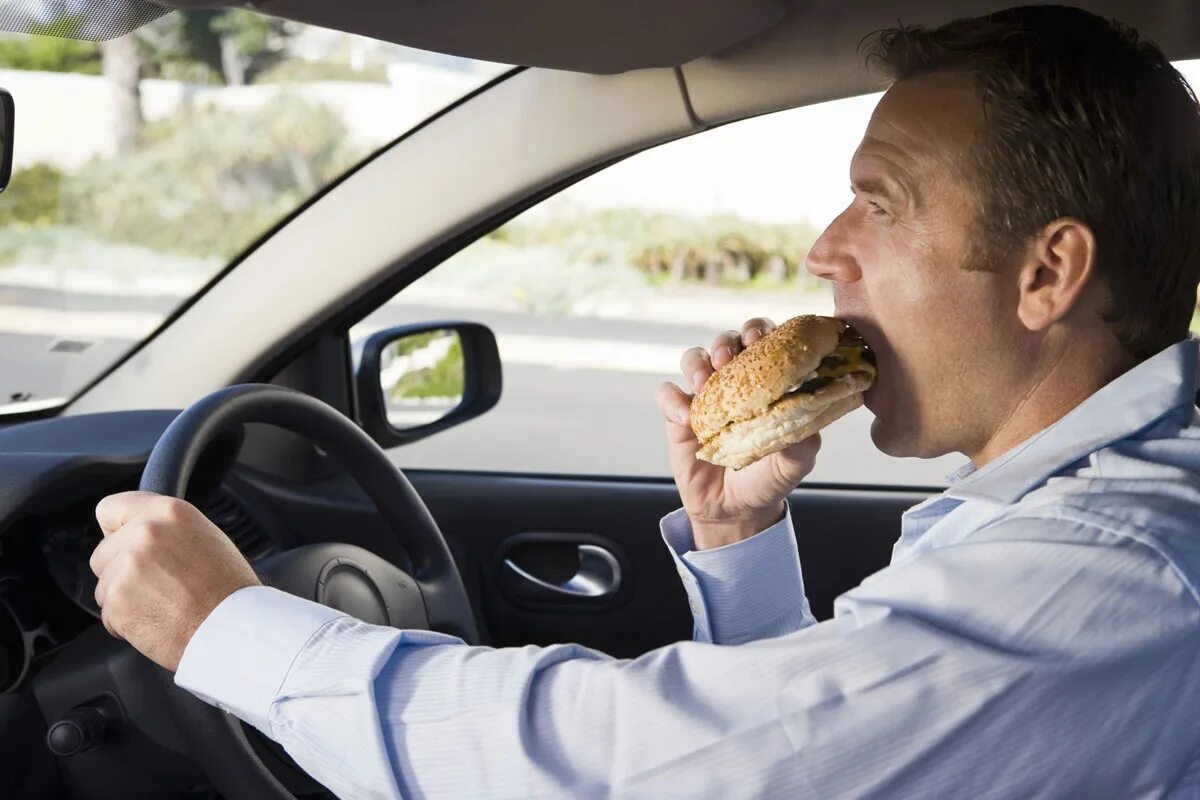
[782,345,874,399]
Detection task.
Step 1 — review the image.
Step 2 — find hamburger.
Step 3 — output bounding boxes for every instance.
[690,316,876,470]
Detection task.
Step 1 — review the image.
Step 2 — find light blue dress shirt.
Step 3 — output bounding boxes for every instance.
[176,339,1200,799]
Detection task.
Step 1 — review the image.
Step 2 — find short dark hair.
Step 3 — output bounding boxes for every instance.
[862,5,1200,359]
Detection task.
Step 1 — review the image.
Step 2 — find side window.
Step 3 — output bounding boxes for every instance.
[352,95,963,485]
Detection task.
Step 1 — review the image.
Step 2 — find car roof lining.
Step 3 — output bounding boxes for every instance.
[148,0,1200,77]
[152,0,789,74]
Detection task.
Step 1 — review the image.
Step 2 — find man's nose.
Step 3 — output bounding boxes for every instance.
[805,213,862,283]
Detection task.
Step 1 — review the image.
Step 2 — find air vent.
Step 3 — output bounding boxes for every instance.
[202,491,274,560]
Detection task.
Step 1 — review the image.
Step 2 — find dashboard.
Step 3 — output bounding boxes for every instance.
[0,408,303,798]
[0,482,278,693]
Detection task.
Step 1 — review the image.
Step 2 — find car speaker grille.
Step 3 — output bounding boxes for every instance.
[202,491,274,560]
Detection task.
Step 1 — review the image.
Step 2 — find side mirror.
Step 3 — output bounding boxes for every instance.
[354,322,502,447]
[0,89,13,193]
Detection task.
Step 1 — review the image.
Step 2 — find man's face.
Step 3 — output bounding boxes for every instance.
[807,71,1027,459]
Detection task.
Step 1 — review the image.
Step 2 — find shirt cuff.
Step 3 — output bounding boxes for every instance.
[660,506,813,645]
[175,585,347,734]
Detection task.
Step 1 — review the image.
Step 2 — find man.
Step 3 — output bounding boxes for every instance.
[89,5,1200,798]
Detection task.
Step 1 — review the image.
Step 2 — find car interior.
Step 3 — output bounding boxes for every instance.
[1,1,1198,798]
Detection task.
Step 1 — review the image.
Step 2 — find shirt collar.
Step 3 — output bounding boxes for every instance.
[943,337,1200,504]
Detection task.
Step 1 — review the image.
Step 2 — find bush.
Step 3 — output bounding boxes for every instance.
[491,208,823,290]
[61,93,363,258]
[0,24,101,74]
[0,163,64,227]
[389,337,464,400]
[256,59,388,84]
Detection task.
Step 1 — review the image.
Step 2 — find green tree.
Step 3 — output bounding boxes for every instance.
[0,19,101,73]
[142,10,294,86]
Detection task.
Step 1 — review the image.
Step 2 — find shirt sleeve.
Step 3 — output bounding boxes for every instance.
[659,506,815,643]
[175,518,1200,800]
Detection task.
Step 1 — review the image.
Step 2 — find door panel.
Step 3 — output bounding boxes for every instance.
[407,472,929,657]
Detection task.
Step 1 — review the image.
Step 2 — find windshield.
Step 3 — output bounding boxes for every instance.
[0,11,508,415]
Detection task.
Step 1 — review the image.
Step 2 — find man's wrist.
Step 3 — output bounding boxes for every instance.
[690,501,788,550]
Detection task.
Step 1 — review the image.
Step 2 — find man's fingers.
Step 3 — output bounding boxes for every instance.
[709,330,743,370]
[741,317,777,345]
[95,491,159,536]
[94,573,109,610]
[656,382,694,433]
[711,319,777,369]
[679,347,714,393]
[88,533,119,579]
[682,318,777,390]
[658,382,721,492]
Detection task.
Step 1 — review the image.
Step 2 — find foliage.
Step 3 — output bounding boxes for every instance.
[490,207,823,290]
[138,9,294,85]
[255,59,389,85]
[58,94,362,258]
[0,164,64,227]
[390,337,465,400]
[0,19,101,74]
[389,331,443,357]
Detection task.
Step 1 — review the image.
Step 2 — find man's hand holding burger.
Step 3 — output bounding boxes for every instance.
[657,316,875,551]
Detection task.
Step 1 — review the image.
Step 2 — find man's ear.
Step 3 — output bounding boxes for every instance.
[1015,217,1098,331]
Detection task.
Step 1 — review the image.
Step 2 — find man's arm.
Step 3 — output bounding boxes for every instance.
[660,505,816,644]
[651,316,826,646]
[176,518,1200,799]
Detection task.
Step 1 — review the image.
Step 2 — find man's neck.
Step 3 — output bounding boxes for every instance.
[967,337,1137,468]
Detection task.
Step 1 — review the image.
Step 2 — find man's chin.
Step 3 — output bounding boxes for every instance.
[869,420,910,458]
[865,395,917,458]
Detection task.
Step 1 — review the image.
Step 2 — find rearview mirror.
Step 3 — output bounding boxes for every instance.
[0,89,13,193]
[354,322,502,447]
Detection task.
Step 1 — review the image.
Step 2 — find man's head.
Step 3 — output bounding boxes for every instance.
[806,5,1200,463]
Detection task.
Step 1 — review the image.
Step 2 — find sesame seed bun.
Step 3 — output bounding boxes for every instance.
[690,315,875,470]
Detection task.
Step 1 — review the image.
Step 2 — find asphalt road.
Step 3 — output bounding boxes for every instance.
[0,285,957,487]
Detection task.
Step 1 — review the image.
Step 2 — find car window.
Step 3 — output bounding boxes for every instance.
[355,60,1200,487]
[0,13,508,416]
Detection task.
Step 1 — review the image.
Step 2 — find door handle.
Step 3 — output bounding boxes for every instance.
[503,544,622,599]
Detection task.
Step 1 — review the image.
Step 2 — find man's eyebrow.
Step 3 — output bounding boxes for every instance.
[850,177,895,198]
[850,172,922,210]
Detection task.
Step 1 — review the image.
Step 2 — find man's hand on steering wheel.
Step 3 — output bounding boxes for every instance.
[89,491,260,672]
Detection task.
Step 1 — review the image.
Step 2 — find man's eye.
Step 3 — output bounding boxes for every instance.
[866,200,888,218]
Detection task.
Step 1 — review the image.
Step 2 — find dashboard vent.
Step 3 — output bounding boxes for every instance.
[203,491,274,559]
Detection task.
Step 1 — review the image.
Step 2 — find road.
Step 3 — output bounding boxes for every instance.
[0,282,957,487]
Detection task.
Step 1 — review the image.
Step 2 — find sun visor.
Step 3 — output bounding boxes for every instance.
[151,0,789,73]
[0,0,168,39]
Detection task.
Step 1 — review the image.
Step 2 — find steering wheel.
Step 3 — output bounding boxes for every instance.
[139,383,479,799]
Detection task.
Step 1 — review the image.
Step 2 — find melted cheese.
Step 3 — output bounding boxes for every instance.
[815,345,872,379]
